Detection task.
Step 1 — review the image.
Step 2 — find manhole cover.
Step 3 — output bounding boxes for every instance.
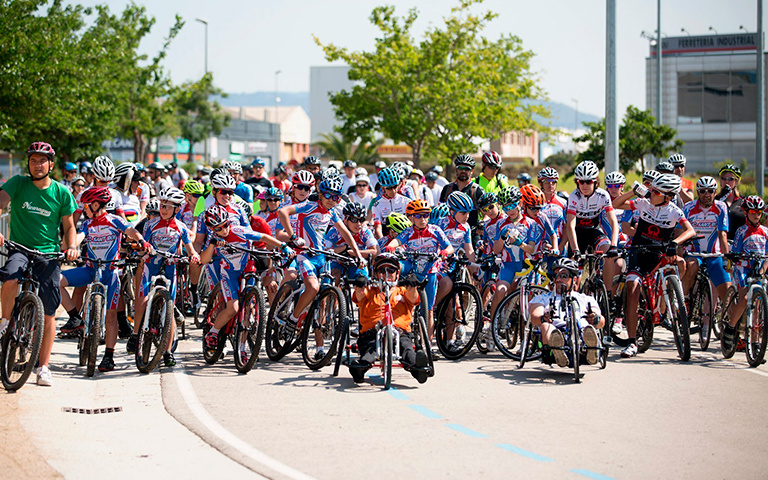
[62,406,123,414]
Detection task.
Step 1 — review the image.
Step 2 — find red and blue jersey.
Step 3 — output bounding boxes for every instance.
[732,223,768,257]
[213,225,267,272]
[143,217,191,266]
[294,201,341,250]
[81,213,130,263]
[197,203,249,246]
[683,200,729,253]
[523,213,556,252]
[176,201,197,230]
[436,216,471,250]
[482,212,507,255]
[256,209,282,236]
[541,195,565,240]
[324,224,377,251]
[395,225,451,274]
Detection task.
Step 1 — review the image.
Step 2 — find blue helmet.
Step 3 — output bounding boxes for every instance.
[318,177,344,196]
[377,167,400,188]
[447,191,474,213]
[64,162,77,172]
[251,157,265,167]
[429,203,450,224]
[264,187,284,200]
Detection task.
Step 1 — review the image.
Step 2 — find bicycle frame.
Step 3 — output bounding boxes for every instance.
[373,280,402,368]
[640,258,680,327]
[82,260,110,341]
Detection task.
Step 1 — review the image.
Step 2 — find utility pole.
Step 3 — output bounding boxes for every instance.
[605,0,619,173]
[758,0,765,195]
[196,18,209,164]
[656,0,662,129]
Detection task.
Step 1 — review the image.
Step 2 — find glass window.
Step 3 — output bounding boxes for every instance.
[678,70,756,124]
[730,71,757,123]
[677,73,703,124]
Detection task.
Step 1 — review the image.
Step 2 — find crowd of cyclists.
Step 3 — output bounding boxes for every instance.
[0,140,766,389]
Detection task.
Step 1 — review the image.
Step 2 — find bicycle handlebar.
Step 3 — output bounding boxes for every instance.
[1,240,67,261]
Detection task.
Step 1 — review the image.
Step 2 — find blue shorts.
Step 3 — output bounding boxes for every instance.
[139,263,177,301]
[330,261,368,282]
[63,265,121,310]
[401,259,438,311]
[732,265,749,290]
[297,253,325,280]
[499,260,523,284]
[219,265,244,302]
[695,256,731,288]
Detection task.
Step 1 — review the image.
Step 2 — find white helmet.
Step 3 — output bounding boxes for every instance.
[158,187,185,206]
[668,153,686,167]
[696,176,718,191]
[211,173,237,191]
[574,161,599,181]
[642,170,662,184]
[93,156,115,182]
[224,161,243,174]
[605,171,626,185]
[651,173,682,195]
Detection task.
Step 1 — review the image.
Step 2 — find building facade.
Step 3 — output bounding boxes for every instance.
[223,106,310,165]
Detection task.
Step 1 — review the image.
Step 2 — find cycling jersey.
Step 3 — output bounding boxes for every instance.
[177,201,197,230]
[256,209,282,235]
[274,197,307,234]
[210,225,267,301]
[140,217,192,300]
[625,198,687,246]
[529,290,600,330]
[541,195,565,239]
[682,200,729,253]
[482,212,507,255]
[566,188,613,229]
[436,216,471,250]
[731,223,768,288]
[197,203,249,247]
[370,193,409,226]
[294,201,342,250]
[395,225,451,275]
[80,213,131,262]
[324,224,377,252]
[117,188,142,221]
[75,186,124,218]
[474,174,508,195]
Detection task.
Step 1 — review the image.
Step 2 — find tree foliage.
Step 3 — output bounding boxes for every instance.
[170,73,230,161]
[574,105,684,174]
[315,0,548,167]
[313,133,384,164]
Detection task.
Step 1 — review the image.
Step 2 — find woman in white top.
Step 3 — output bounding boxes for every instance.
[349,174,375,210]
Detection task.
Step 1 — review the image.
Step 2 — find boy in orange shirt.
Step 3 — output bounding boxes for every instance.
[350,253,429,384]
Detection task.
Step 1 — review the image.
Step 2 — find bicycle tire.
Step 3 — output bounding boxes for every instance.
[586,279,611,339]
[476,284,495,354]
[193,268,210,328]
[121,275,135,332]
[136,289,173,373]
[570,298,580,383]
[202,284,227,364]
[414,306,434,377]
[666,275,690,361]
[636,286,654,353]
[745,288,768,368]
[265,281,300,361]
[692,275,714,352]
[86,294,103,377]
[332,314,350,378]
[518,316,532,369]
[491,286,547,360]
[233,287,266,374]
[301,285,346,370]
[383,324,393,390]
[435,282,482,360]
[0,292,44,391]
[720,286,739,359]
[78,331,88,366]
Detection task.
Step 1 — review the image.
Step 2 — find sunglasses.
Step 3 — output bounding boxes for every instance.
[698,189,715,195]
[189,193,202,198]
[747,209,763,215]
[346,217,365,224]
[294,184,311,191]
[526,205,542,211]
[456,166,473,171]
[218,190,234,196]
[266,198,281,202]
[650,189,663,196]
[213,224,229,232]
[159,204,175,210]
[577,180,594,185]
[539,179,557,184]
[721,177,738,182]
[356,184,368,188]
[480,204,496,212]
[322,192,341,202]
[673,165,685,169]
[377,267,399,276]
[73,183,85,188]
[383,186,397,191]
[555,272,574,280]
[606,184,623,189]
[409,213,430,219]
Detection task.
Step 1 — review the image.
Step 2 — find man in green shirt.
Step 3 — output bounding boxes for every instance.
[474,150,508,195]
[0,142,78,386]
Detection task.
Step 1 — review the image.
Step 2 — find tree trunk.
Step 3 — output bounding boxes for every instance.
[133,128,145,165]
[188,140,194,164]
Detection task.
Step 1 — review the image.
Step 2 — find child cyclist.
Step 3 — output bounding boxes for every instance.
[201,205,294,357]
[434,192,476,308]
[721,195,768,357]
[179,179,205,237]
[369,167,410,238]
[349,253,429,384]
[325,202,379,285]
[378,212,412,250]
[277,177,366,334]
[59,187,149,372]
[127,187,200,366]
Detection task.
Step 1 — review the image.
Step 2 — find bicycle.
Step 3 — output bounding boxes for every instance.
[192,262,212,328]
[0,241,65,391]
[718,252,768,367]
[434,250,483,360]
[576,251,611,366]
[685,251,719,352]
[475,253,501,354]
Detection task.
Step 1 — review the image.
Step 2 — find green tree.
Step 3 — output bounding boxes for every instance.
[170,73,230,163]
[315,0,547,167]
[574,105,684,174]
[313,132,384,164]
[544,150,577,169]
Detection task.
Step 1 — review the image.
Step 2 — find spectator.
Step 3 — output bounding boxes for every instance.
[342,160,358,193]
[350,174,375,208]
[270,164,291,192]
[430,165,449,188]
[168,161,188,187]
[410,169,433,206]
[369,161,386,189]
[425,171,442,205]
[246,158,273,190]
[60,162,77,187]
[439,154,485,232]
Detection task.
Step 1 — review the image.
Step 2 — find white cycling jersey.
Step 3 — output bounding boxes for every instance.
[566,188,614,229]
[626,198,687,245]
[370,193,409,225]
[529,290,600,330]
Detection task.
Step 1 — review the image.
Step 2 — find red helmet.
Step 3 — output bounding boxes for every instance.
[204,204,230,229]
[26,142,55,159]
[80,186,112,206]
[292,170,315,186]
[481,150,502,168]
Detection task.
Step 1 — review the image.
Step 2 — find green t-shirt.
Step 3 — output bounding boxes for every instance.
[474,174,508,195]
[2,175,77,252]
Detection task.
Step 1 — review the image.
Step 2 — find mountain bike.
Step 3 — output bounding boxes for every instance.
[475,253,500,354]
[685,251,719,352]
[434,250,482,360]
[0,241,65,391]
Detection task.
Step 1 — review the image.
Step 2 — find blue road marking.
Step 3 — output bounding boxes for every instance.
[495,443,555,463]
[407,404,443,419]
[570,469,618,480]
[365,375,410,400]
[445,423,487,438]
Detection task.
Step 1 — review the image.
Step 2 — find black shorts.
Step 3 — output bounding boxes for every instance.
[626,247,663,281]
[0,251,61,316]
[575,227,609,253]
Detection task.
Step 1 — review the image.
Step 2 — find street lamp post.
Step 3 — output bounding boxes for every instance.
[708,26,719,35]
[681,27,691,36]
[195,18,209,164]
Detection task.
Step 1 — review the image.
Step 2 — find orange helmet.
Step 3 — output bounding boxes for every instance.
[406,199,431,216]
[520,184,546,207]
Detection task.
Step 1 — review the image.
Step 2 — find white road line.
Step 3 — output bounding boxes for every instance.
[173,363,317,480]
[693,353,768,378]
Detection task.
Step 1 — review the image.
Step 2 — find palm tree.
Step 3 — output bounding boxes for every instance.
[314,133,384,164]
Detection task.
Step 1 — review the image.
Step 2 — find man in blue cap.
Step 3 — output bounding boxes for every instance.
[245,158,272,190]
[60,162,77,187]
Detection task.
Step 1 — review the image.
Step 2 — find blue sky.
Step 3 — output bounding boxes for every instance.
[72,0,759,117]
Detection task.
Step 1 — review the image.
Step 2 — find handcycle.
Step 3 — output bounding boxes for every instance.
[202,245,283,373]
[0,241,65,391]
[718,252,768,367]
[685,251,720,352]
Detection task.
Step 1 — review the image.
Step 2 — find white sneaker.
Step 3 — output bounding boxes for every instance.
[0,318,9,338]
[612,320,624,335]
[549,330,569,367]
[582,325,600,365]
[36,366,53,386]
[620,342,638,359]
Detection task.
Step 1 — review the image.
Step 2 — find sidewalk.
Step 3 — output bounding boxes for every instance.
[1,315,261,479]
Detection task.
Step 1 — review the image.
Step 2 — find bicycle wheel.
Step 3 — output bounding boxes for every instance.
[233,287,266,374]
[492,286,547,360]
[121,274,135,331]
[301,285,346,370]
[332,314,350,378]
[745,288,768,368]
[720,286,739,359]
[435,283,482,360]
[0,292,44,391]
[413,307,434,377]
[586,279,611,339]
[86,294,103,378]
[193,268,210,328]
[691,276,714,352]
[136,289,173,373]
[476,283,496,354]
[202,284,227,364]
[569,299,580,383]
[383,325,393,390]
[636,286,654,353]
[264,281,300,361]
[666,275,690,361]
[518,315,533,369]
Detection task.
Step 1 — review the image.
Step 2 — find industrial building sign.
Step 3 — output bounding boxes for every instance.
[652,33,758,56]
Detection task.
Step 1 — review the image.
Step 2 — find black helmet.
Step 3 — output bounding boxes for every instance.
[453,154,475,168]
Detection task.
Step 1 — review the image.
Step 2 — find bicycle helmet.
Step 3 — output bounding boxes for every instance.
[147,162,166,172]
[573,161,599,181]
[373,252,402,273]
[343,160,357,169]
[64,162,77,172]
[92,156,115,182]
[605,171,626,185]
[453,154,475,168]
[146,198,160,215]
[204,205,230,229]
[80,186,112,206]
[477,192,498,211]
[251,157,266,167]
[233,198,253,218]
[481,150,503,168]
[79,161,92,174]
[26,141,56,159]
[655,161,674,174]
[183,179,205,195]
[719,164,742,179]
[651,173,682,195]
[520,184,546,207]
[264,187,284,200]
[273,164,288,177]
[498,185,522,207]
[158,187,185,206]
[743,195,766,212]
[429,203,450,224]
[385,212,412,234]
[377,168,400,188]
[537,167,559,180]
[134,162,145,172]
[517,172,532,182]
[446,191,473,213]
[401,163,414,178]
[406,199,432,216]
[318,177,344,196]
[292,170,315,186]
[552,257,580,277]
[425,171,438,182]
[390,162,406,181]
[668,153,687,167]
[224,161,243,174]
[303,155,321,166]
[113,162,136,194]
[321,166,341,181]
[343,202,366,219]
[71,175,86,186]
[695,176,718,192]
[642,170,662,184]
[210,173,237,191]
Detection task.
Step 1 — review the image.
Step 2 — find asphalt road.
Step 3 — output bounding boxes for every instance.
[4,316,768,480]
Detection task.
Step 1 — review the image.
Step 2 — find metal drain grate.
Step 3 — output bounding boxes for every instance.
[62,406,123,415]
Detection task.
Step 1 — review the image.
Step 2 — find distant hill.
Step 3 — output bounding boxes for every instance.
[216,91,600,130]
